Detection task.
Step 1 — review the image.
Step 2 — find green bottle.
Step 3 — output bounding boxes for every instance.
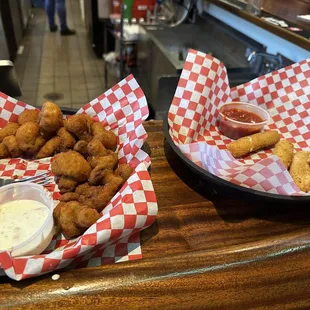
[123,0,134,20]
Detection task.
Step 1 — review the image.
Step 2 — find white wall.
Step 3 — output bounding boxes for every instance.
[205,3,310,62]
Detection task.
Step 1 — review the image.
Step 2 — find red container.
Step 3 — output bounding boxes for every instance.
[132,0,155,20]
[112,0,122,14]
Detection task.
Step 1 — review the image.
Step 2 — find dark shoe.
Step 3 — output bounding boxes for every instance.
[60,28,76,36]
[50,25,58,32]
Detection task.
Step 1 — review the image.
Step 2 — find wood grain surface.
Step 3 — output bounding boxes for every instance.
[263,0,310,30]
[1,120,310,309]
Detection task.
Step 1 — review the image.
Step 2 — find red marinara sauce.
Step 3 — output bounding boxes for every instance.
[218,107,266,139]
[222,108,263,123]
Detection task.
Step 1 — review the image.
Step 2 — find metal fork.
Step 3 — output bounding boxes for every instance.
[0,172,52,187]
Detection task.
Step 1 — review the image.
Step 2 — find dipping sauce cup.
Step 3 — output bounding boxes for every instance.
[218,102,270,140]
[0,183,54,257]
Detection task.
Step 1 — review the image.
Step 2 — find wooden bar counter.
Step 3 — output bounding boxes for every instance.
[207,0,310,51]
[1,120,310,309]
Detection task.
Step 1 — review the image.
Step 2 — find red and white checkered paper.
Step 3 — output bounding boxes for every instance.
[168,49,310,196]
[0,75,158,281]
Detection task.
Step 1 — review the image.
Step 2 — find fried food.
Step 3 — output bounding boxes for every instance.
[0,123,19,143]
[18,109,39,125]
[84,114,94,131]
[64,114,93,142]
[78,186,113,212]
[39,129,54,140]
[73,140,89,157]
[0,143,9,159]
[289,151,310,193]
[53,201,65,235]
[51,150,91,183]
[57,127,76,152]
[89,166,111,185]
[75,205,100,228]
[38,101,63,134]
[88,165,125,186]
[78,172,125,211]
[88,152,118,169]
[58,176,78,193]
[36,136,61,159]
[59,192,80,202]
[53,201,100,238]
[33,136,47,154]
[16,122,46,154]
[115,164,133,180]
[103,172,125,188]
[2,136,22,158]
[75,182,92,195]
[87,138,109,157]
[91,122,117,151]
[227,131,280,158]
[273,140,294,169]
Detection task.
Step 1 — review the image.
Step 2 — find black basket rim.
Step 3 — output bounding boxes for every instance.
[163,116,310,203]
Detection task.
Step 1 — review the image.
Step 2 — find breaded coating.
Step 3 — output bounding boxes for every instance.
[91,122,117,151]
[58,176,78,193]
[59,192,80,202]
[33,136,47,155]
[227,131,280,158]
[83,114,94,132]
[273,140,294,169]
[0,143,9,159]
[53,201,100,238]
[2,135,22,158]
[78,173,125,212]
[289,151,310,193]
[75,205,100,228]
[53,201,66,234]
[16,122,46,154]
[73,140,89,157]
[64,114,93,142]
[53,201,83,238]
[36,136,61,159]
[0,123,20,142]
[87,138,108,157]
[18,109,39,125]
[115,164,133,180]
[78,186,114,212]
[57,127,76,152]
[88,152,118,169]
[39,129,54,140]
[38,101,63,133]
[51,150,91,183]
[89,166,111,185]
[103,172,124,187]
[75,182,92,194]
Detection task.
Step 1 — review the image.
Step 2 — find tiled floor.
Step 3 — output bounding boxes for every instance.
[15,0,106,110]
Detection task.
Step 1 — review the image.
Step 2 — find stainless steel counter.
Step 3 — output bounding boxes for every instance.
[136,15,265,119]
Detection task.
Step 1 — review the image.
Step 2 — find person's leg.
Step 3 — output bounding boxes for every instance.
[45,0,57,32]
[56,0,76,35]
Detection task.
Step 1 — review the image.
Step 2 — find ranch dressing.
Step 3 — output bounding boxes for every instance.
[0,200,49,251]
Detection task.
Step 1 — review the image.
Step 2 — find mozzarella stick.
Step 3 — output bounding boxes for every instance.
[273,140,294,169]
[289,151,310,193]
[227,131,280,158]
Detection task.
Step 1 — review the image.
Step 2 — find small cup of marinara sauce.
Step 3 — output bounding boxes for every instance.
[218,102,270,140]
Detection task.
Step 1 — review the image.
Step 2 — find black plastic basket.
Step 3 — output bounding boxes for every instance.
[163,116,310,206]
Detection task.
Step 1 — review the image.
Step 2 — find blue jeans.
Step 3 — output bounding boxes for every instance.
[45,0,68,31]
